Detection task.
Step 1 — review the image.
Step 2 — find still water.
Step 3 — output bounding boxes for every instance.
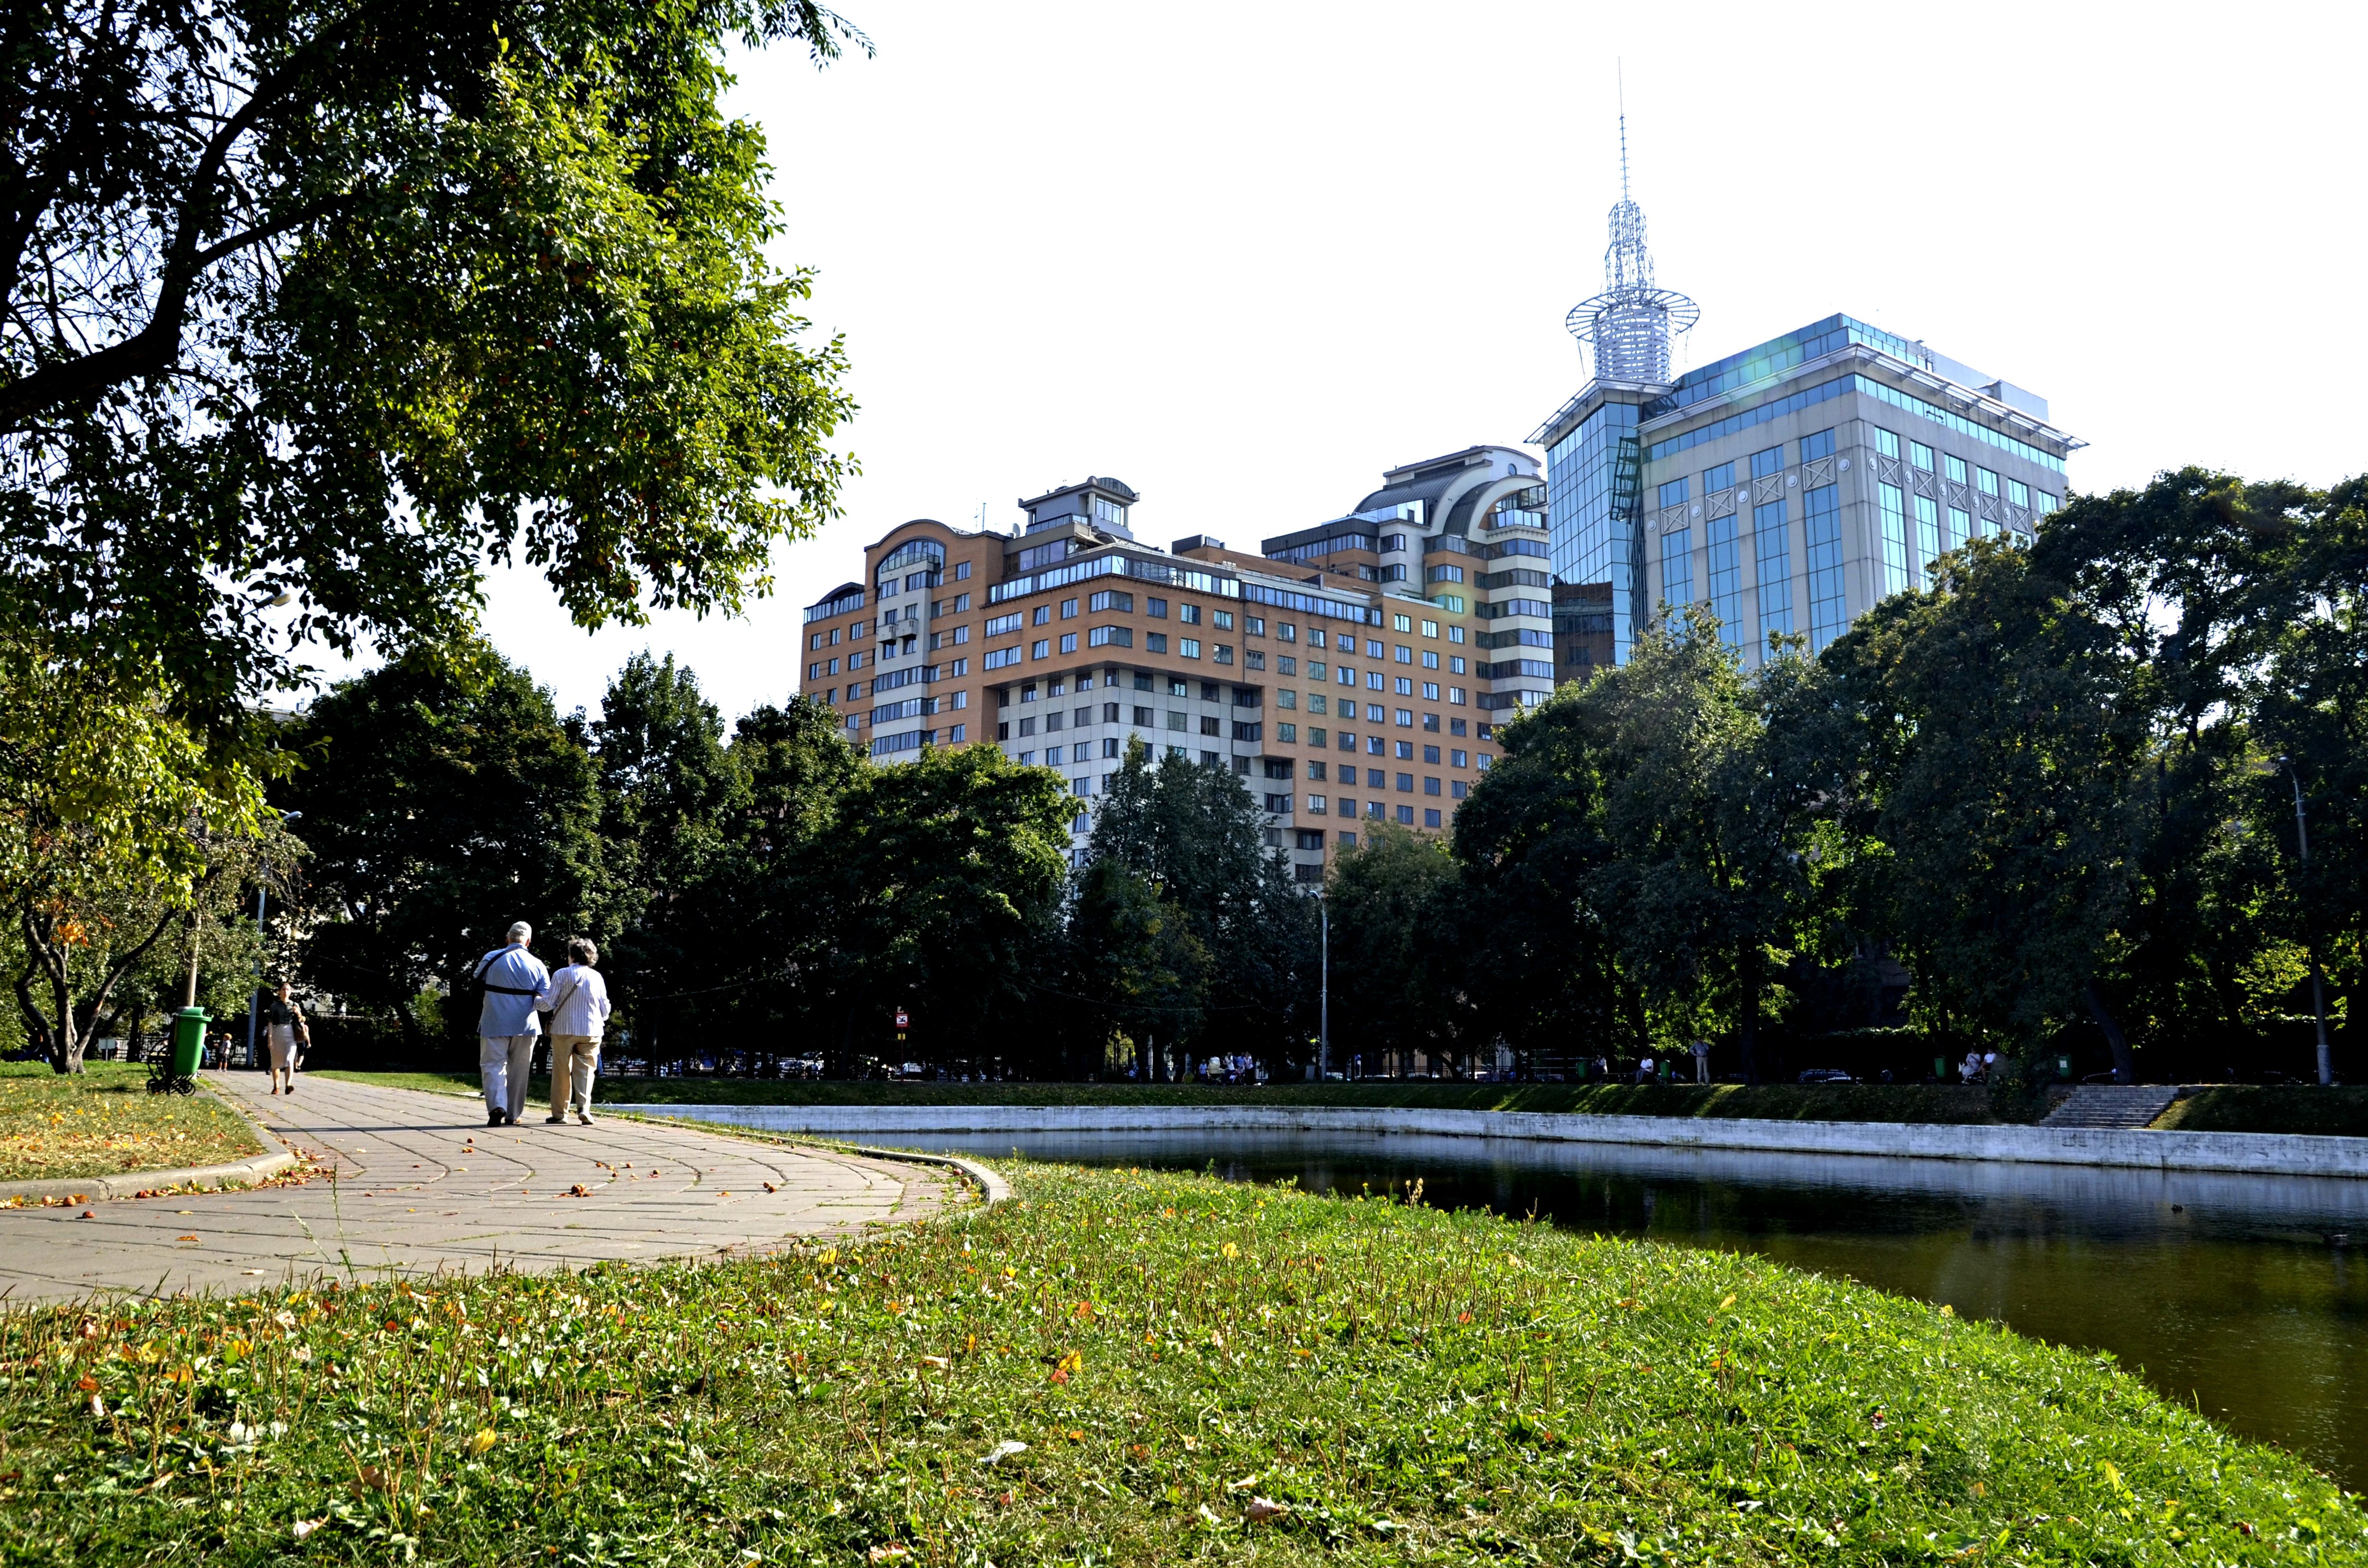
[902,1128,2368,1490]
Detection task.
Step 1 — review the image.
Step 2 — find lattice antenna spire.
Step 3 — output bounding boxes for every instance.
[1565,84,1698,385]
[1618,62,1630,203]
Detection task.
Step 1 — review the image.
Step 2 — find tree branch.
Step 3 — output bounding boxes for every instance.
[0,10,370,432]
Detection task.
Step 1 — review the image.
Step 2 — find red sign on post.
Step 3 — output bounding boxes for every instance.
[894,1009,910,1030]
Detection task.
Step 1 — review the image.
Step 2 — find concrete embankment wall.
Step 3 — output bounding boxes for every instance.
[611,1102,2368,1181]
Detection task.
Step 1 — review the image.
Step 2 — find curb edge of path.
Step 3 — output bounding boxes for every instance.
[613,1111,1012,1210]
[0,1077,296,1207]
[838,1144,1012,1208]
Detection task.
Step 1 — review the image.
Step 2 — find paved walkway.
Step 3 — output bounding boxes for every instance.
[0,1072,956,1307]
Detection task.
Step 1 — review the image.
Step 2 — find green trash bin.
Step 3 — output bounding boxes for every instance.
[172,1007,209,1078]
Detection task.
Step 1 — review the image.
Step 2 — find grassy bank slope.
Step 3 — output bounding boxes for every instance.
[1,1162,2351,1565]
[2157,1086,2368,1138]
[318,1068,2008,1123]
[0,1061,262,1185]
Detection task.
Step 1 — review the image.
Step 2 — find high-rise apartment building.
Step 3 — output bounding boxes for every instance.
[797,452,1549,882]
[1535,146,2082,668]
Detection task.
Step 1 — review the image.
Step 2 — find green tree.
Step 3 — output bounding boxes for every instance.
[1448,678,1632,1065]
[3,0,863,762]
[0,649,273,1069]
[1477,617,1834,1080]
[1825,537,2156,1080]
[591,652,746,1067]
[1324,823,1469,1075]
[804,745,1072,1073]
[281,641,608,1051]
[1060,858,1209,1080]
[1085,743,1315,1077]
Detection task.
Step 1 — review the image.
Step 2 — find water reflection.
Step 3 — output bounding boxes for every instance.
[904,1127,2368,1489]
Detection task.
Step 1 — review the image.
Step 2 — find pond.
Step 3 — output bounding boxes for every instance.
[896,1127,2368,1491]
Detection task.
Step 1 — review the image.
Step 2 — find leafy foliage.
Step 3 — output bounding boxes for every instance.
[2,0,863,755]
[280,640,610,1048]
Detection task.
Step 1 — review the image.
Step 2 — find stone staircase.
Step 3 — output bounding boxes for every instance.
[2040,1085,2179,1130]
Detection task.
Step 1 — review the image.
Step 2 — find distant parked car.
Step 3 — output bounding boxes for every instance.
[1797,1068,1856,1084]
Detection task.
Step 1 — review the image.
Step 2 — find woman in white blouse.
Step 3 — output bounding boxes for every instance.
[540,938,614,1125]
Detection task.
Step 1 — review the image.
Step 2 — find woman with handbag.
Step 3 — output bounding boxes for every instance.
[261,977,308,1094]
[541,938,612,1125]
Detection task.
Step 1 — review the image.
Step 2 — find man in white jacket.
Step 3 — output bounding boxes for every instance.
[541,937,613,1126]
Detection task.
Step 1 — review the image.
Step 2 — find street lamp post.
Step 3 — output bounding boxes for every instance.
[1318,898,1330,1084]
[2278,761,2334,1087]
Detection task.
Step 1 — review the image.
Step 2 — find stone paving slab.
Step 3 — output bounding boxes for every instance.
[0,1072,957,1308]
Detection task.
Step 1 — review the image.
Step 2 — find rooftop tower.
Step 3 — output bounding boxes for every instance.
[1564,110,1698,385]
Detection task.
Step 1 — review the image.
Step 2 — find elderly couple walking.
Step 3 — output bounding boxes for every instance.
[472,922,613,1128]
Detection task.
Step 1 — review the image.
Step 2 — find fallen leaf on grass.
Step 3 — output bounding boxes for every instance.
[1247,1497,1291,1522]
[981,1440,1028,1466]
[291,1517,327,1541]
[916,1356,950,1371]
[866,1546,909,1564]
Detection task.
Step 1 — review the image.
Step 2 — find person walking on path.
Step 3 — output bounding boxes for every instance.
[261,977,308,1094]
[542,937,612,1126]
[473,922,550,1127]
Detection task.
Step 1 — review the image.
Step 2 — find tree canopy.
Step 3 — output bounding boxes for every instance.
[3,0,863,756]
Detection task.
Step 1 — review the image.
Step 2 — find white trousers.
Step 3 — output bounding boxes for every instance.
[479,1034,536,1120]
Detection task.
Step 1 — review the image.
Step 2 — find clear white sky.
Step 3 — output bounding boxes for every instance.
[454,0,2368,722]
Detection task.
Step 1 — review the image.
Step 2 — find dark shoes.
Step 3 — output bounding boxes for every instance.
[486,1110,507,1126]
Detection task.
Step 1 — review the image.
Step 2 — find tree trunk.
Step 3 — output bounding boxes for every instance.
[1737,940,1763,1086]
[2084,981,2137,1084]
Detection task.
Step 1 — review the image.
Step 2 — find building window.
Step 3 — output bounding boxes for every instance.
[1704,460,1736,491]
[1394,676,1412,696]
[1658,477,1690,508]
[950,723,966,742]
[1424,808,1442,828]
[1805,484,1846,653]
[1914,494,1941,577]
[1877,484,1910,597]
[1421,619,1438,637]
[1950,504,1974,545]
[1944,453,1968,484]
[1911,440,1935,472]
[1394,645,1413,664]
[985,612,1022,637]
[1103,737,1120,758]
[1706,514,1744,654]
[1179,637,1201,659]
[1661,527,1693,617]
[1976,466,1999,496]
[983,647,1020,670]
[1032,639,1051,659]
[1447,625,1465,644]
[1179,602,1201,625]
[1214,644,1233,664]
[1032,605,1050,626]
[1087,625,1132,648]
[1751,445,1784,479]
[1753,499,1791,643]
[1394,709,1413,727]
[1146,633,1167,653]
[1873,427,1900,460]
[1166,710,1187,731]
[1801,429,1836,463]
[1448,686,1466,705]
[1089,590,1130,612]
[1366,671,1384,690]
[1147,597,1168,618]
[1199,716,1221,736]
[1396,805,1414,824]
[1277,721,1296,742]
[2009,478,2030,509]
[1059,633,1078,654]
[1450,780,1468,799]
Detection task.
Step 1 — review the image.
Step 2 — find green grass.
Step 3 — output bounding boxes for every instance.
[315,1069,2010,1123]
[0,1061,263,1185]
[2156,1086,2368,1138]
[0,1160,2353,1566]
